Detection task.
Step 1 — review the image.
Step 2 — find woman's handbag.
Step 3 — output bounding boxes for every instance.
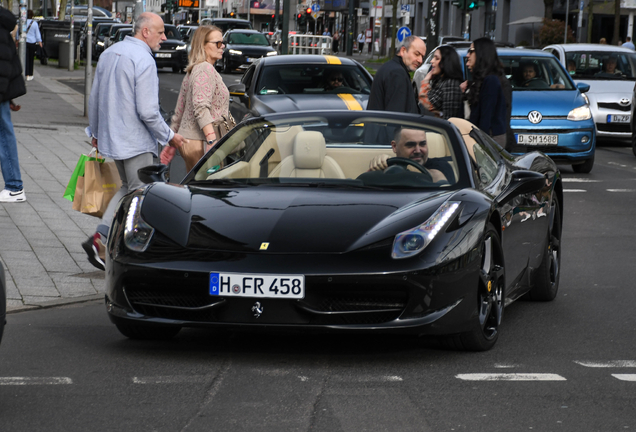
[211,113,237,141]
[38,46,48,65]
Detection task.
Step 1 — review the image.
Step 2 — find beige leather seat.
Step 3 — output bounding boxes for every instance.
[269,131,346,179]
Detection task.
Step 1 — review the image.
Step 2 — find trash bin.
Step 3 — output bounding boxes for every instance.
[58,40,70,68]
[40,20,81,59]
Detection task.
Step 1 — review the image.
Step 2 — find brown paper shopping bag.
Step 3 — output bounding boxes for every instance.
[80,160,122,218]
[72,176,85,212]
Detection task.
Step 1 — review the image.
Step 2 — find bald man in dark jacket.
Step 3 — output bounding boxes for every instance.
[0,6,27,202]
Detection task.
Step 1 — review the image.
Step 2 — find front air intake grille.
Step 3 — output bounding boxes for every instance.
[597,123,631,133]
[598,102,631,111]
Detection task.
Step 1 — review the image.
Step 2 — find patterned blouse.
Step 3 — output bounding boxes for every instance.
[171,62,230,140]
[419,76,463,119]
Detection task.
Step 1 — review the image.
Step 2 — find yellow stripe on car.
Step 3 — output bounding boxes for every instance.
[324,55,342,64]
[337,94,363,110]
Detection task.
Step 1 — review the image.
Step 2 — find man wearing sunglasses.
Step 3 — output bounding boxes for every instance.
[83,12,188,271]
[323,70,345,91]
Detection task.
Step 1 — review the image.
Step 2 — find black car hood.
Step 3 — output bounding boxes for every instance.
[227,44,275,55]
[253,94,369,114]
[141,183,452,253]
[159,39,186,49]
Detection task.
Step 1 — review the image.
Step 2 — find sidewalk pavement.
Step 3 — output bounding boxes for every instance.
[1,52,381,314]
[2,62,103,313]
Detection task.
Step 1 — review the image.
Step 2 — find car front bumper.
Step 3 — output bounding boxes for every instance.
[154,50,188,69]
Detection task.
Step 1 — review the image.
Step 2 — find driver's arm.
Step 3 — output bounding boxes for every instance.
[369,154,390,171]
[428,168,447,183]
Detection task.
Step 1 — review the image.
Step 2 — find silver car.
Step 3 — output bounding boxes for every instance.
[544,44,636,141]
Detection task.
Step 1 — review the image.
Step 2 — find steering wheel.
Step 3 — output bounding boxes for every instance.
[386,157,433,182]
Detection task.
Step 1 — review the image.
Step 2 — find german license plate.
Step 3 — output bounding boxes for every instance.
[516,134,558,145]
[156,53,171,58]
[607,114,630,123]
[209,272,305,299]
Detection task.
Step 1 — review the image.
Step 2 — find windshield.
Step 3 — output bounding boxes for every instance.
[502,56,575,90]
[228,32,269,45]
[98,25,112,36]
[164,26,182,40]
[191,116,462,190]
[566,51,636,80]
[255,65,372,95]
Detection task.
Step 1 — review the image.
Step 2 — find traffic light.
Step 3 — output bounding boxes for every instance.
[467,1,484,10]
[306,7,311,14]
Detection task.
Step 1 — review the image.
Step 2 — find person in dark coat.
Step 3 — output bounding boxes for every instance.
[0,6,27,202]
[367,35,426,114]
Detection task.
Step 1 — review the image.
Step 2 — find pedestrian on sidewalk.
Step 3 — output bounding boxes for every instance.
[418,45,464,119]
[622,37,635,50]
[83,12,187,270]
[357,32,365,54]
[367,35,425,114]
[22,10,42,81]
[332,31,339,54]
[160,25,230,172]
[0,6,27,203]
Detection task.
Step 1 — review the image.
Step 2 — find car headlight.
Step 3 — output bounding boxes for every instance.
[175,45,187,50]
[97,41,104,46]
[391,201,460,259]
[124,196,155,252]
[266,51,278,56]
[229,49,242,55]
[567,104,592,121]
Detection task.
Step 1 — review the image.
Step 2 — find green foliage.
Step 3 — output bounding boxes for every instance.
[539,18,575,47]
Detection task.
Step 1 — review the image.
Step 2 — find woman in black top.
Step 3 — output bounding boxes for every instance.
[419,45,464,119]
[463,37,509,146]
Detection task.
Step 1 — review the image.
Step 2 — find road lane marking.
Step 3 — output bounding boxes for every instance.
[574,360,636,368]
[331,375,403,383]
[494,363,520,368]
[612,374,636,381]
[564,189,587,192]
[456,373,566,381]
[133,375,211,384]
[563,178,601,182]
[0,377,73,385]
[607,189,635,192]
[608,162,630,168]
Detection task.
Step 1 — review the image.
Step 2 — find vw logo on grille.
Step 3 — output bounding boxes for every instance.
[620,98,631,106]
[528,111,543,124]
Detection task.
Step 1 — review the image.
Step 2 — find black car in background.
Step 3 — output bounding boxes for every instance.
[112,27,133,45]
[154,24,189,73]
[219,29,277,73]
[79,18,118,60]
[200,17,252,33]
[103,23,132,51]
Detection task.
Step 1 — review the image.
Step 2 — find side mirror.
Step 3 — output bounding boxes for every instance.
[228,83,247,96]
[138,164,168,184]
[577,82,590,93]
[495,170,546,205]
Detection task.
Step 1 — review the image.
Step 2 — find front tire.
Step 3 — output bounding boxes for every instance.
[527,197,561,301]
[442,223,505,351]
[221,56,231,74]
[115,322,181,340]
[572,157,594,173]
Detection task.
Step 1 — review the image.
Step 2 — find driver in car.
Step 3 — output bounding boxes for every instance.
[323,70,346,91]
[368,127,449,183]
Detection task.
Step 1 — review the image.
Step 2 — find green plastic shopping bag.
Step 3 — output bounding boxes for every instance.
[63,149,103,202]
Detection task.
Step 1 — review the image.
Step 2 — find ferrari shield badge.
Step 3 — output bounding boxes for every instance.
[260,242,269,250]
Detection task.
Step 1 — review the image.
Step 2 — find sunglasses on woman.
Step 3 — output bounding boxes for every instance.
[207,40,224,48]
[467,48,475,54]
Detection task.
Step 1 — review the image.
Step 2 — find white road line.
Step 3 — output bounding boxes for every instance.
[574,360,636,368]
[0,377,73,385]
[612,374,636,381]
[608,162,629,168]
[562,178,601,183]
[331,375,403,383]
[133,375,210,384]
[607,189,635,192]
[564,189,587,192]
[494,363,520,369]
[456,373,566,381]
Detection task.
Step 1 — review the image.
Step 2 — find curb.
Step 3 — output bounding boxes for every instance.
[6,294,104,314]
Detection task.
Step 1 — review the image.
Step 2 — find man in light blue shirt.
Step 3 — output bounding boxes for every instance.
[622,37,635,50]
[83,12,187,271]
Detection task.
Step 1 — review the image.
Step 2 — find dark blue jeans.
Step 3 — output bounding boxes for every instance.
[0,101,23,192]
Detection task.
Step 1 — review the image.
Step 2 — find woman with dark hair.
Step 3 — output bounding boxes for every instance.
[418,45,464,119]
[462,37,509,146]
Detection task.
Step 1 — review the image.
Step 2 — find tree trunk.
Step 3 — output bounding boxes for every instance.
[587,0,594,43]
[390,0,398,58]
[613,0,621,45]
[544,0,554,20]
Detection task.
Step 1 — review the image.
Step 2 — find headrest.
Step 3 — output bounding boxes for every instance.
[448,117,474,135]
[293,131,326,169]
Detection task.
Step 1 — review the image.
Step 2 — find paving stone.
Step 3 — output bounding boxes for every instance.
[51,274,99,297]
[32,247,83,273]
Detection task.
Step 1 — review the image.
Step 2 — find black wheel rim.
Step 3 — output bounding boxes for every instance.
[478,235,504,341]
[548,199,561,288]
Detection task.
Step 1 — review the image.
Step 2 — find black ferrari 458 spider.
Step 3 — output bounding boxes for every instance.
[104,111,563,351]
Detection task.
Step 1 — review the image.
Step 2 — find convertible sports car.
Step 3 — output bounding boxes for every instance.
[104,111,563,351]
[227,55,373,121]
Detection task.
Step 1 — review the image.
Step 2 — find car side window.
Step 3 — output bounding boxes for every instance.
[468,129,501,188]
[242,66,256,89]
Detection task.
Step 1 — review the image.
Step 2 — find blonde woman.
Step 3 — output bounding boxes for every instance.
[161,25,229,172]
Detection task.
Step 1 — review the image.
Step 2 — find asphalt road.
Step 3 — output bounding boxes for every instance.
[1,141,635,431]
